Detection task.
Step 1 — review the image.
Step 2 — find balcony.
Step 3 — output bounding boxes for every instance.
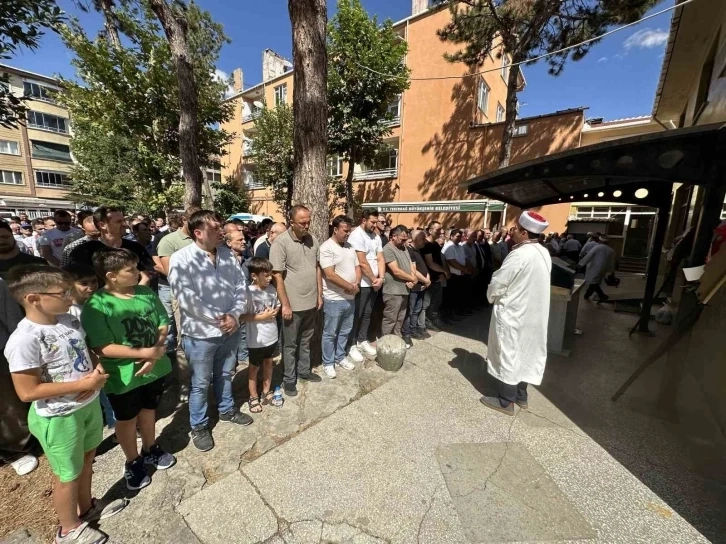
[384,115,401,127]
[242,110,262,123]
[353,168,398,181]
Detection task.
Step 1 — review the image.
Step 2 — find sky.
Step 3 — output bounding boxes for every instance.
[7,0,674,121]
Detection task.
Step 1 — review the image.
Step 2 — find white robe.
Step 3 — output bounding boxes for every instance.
[486,243,551,386]
[578,243,615,285]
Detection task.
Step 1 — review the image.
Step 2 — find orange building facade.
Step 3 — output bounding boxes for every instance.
[220,4,585,232]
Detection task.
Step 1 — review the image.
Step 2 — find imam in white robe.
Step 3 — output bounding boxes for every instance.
[486,242,552,386]
[578,243,615,285]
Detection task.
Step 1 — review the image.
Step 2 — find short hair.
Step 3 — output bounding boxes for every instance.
[31,218,44,227]
[93,206,124,229]
[390,225,408,237]
[247,257,273,276]
[259,218,273,231]
[230,218,245,227]
[290,204,310,219]
[92,247,138,278]
[132,221,149,233]
[450,229,462,238]
[54,210,72,220]
[62,262,97,282]
[0,220,10,233]
[188,210,224,240]
[167,212,183,229]
[7,264,68,303]
[77,210,92,223]
[331,215,353,230]
[359,208,379,221]
[427,221,441,231]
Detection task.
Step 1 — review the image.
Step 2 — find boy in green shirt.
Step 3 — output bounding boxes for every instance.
[82,248,176,491]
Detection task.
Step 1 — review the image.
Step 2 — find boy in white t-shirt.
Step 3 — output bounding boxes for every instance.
[240,258,280,412]
[320,216,361,378]
[4,264,126,544]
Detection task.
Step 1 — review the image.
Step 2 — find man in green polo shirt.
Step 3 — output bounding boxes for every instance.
[270,205,323,397]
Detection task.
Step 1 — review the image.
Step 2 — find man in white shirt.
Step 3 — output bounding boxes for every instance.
[347,209,385,361]
[38,210,81,266]
[319,215,361,378]
[168,210,252,452]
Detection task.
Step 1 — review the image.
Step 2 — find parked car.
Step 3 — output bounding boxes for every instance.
[227,213,272,224]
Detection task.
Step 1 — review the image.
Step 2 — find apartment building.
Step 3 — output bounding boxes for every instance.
[220,2,584,230]
[0,64,76,219]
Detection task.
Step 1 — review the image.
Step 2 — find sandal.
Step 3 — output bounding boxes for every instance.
[248,397,262,413]
[261,390,274,406]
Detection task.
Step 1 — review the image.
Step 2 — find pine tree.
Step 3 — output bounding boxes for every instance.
[436,0,659,167]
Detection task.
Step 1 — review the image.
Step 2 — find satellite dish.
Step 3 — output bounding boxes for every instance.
[253,101,264,109]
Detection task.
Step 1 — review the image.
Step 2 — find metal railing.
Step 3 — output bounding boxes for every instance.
[27,121,68,134]
[384,115,401,127]
[242,110,262,123]
[245,179,266,190]
[353,168,398,181]
[36,179,71,189]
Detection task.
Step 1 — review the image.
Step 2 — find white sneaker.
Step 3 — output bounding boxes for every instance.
[338,357,355,371]
[358,341,377,358]
[11,454,38,476]
[323,365,337,379]
[347,346,364,363]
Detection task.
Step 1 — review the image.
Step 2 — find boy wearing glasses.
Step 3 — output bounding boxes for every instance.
[4,265,126,544]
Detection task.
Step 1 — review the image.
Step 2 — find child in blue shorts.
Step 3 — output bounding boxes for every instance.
[5,265,126,544]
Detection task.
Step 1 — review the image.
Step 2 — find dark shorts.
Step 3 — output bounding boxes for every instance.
[248,342,278,367]
[106,378,166,421]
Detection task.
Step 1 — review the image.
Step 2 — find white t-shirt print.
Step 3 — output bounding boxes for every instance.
[5,314,98,417]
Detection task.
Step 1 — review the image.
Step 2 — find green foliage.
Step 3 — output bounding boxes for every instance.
[57,0,233,213]
[250,102,295,218]
[0,0,63,127]
[327,0,410,209]
[211,179,250,217]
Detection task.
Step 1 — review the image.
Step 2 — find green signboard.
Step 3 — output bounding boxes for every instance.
[369,201,504,213]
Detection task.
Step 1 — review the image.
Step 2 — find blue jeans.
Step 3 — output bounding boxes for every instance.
[99,391,116,428]
[322,299,355,367]
[182,330,241,430]
[237,324,249,362]
[402,290,424,338]
[157,284,177,353]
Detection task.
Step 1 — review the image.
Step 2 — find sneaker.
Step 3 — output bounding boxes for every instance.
[479,396,515,416]
[284,382,298,397]
[219,409,253,426]
[338,357,355,371]
[55,522,107,544]
[403,336,413,349]
[10,454,38,476]
[323,365,337,379]
[347,346,365,363]
[414,329,431,339]
[142,444,177,470]
[358,341,377,358]
[299,372,322,382]
[123,456,151,490]
[515,399,529,410]
[191,427,214,452]
[80,497,128,523]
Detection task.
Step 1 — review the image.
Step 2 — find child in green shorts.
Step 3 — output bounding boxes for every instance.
[4,264,126,544]
[81,248,176,491]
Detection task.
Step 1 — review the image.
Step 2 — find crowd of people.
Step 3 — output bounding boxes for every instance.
[0,204,614,544]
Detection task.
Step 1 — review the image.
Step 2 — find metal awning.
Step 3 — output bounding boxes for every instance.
[462,123,726,209]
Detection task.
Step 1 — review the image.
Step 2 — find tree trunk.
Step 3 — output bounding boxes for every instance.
[98,0,121,49]
[149,0,204,209]
[288,0,328,243]
[497,61,521,169]
[285,177,294,221]
[345,155,355,217]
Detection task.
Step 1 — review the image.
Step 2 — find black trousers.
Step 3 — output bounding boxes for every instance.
[490,374,529,406]
[351,287,379,345]
[584,282,607,300]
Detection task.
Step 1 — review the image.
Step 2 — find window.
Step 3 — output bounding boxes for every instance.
[244,170,264,189]
[0,170,23,185]
[26,111,68,133]
[23,82,55,103]
[477,79,489,114]
[496,103,505,122]
[387,97,401,118]
[327,156,344,177]
[694,35,718,121]
[0,140,20,155]
[206,169,222,183]
[31,140,72,162]
[243,138,254,155]
[512,124,528,137]
[501,55,510,81]
[35,170,70,188]
[274,83,287,106]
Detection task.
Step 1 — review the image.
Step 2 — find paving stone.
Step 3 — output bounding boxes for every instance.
[437,442,596,542]
[177,471,277,544]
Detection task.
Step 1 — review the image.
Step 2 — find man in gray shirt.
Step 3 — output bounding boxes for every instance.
[382,226,417,339]
[270,205,323,397]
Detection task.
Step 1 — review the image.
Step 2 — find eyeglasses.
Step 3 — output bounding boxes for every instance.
[37,290,72,299]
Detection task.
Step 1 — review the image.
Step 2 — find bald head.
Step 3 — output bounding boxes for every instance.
[268,222,287,244]
[82,215,100,239]
[411,229,426,249]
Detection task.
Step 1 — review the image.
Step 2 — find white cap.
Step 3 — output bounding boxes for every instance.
[518,211,549,235]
